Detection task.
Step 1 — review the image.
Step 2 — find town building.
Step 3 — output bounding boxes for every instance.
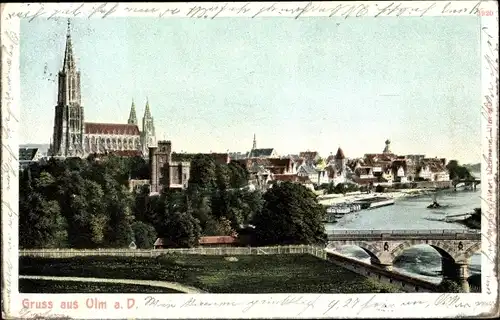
[149,141,231,195]
[48,20,156,159]
[247,134,278,158]
[149,140,190,195]
[325,147,348,186]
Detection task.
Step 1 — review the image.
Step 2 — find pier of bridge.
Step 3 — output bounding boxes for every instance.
[327,229,481,292]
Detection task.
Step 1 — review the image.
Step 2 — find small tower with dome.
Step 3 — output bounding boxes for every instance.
[383,139,392,154]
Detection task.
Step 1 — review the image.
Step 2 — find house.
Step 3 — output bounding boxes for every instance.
[273,174,299,183]
[248,148,278,158]
[355,166,374,179]
[391,159,408,183]
[19,147,42,170]
[316,170,330,185]
[297,163,319,183]
[325,147,348,186]
[153,238,178,249]
[128,179,150,193]
[299,151,320,166]
[420,158,449,181]
[153,236,239,249]
[267,158,296,174]
[198,236,239,247]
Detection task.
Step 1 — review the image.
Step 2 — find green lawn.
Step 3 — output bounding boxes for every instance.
[19,254,400,293]
[19,279,181,293]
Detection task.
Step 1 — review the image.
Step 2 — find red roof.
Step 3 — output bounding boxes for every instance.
[85,122,140,136]
[273,174,299,182]
[199,236,238,244]
[299,151,318,160]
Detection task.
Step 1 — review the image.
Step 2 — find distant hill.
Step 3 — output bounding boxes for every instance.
[464,163,480,173]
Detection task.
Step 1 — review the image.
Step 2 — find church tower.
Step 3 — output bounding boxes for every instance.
[141,98,156,156]
[128,99,137,125]
[51,20,84,157]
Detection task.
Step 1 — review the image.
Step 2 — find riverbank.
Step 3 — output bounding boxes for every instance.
[454,208,481,230]
[318,188,434,206]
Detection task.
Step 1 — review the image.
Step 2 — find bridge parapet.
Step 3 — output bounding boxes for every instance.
[327,229,480,241]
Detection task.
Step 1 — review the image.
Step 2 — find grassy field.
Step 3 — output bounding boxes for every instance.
[19,279,181,293]
[19,254,400,293]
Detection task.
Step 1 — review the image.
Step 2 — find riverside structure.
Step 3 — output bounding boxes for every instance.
[326,229,480,292]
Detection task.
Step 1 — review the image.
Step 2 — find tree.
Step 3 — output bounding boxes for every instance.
[132,221,157,248]
[203,216,236,236]
[446,160,472,180]
[188,154,216,193]
[158,210,201,248]
[228,161,249,188]
[19,191,68,249]
[252,182,327,246]
[437,280,463,293]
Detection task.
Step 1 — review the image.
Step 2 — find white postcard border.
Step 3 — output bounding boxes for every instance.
[1,1,499,319]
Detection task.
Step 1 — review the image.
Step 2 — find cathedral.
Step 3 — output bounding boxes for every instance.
[49,20,156,158]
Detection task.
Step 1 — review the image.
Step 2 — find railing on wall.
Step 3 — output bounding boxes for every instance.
[19,245,328,259]
[327,229,481,240]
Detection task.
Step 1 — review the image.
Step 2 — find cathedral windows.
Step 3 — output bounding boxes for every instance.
[71,77,76,101]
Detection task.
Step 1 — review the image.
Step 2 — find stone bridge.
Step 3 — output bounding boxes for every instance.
[327,229,481,292]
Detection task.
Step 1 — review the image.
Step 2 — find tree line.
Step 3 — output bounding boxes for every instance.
[19,154,327,249]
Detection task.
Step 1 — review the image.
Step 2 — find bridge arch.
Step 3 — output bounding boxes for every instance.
[390,240,457,264]
[326,241,381,264]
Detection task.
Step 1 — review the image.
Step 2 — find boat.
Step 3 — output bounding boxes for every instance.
[427,203,450,209]
[353,197,395,210]
[426,193,448,209]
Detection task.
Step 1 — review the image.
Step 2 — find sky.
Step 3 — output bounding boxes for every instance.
[20,16,481,164]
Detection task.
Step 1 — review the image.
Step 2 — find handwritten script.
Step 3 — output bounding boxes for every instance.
[140,294,497,316]
[1,2,492,21]
[1,23,20,319]
[480,18,499,299]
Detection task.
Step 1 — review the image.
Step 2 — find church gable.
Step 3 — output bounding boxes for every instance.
[85,122,140,136]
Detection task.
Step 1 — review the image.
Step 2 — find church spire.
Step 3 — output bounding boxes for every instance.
[63,19,76,72]
[128,99,137,125]
[144,98,152,118]
[252,134,257,150]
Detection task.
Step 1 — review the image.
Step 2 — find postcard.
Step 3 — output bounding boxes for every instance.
[1,1,499,319]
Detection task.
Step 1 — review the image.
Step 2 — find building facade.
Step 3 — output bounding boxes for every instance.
[49,20,156,158]
[149,140,190,195]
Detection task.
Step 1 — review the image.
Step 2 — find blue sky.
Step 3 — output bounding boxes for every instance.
[20,17,481,163]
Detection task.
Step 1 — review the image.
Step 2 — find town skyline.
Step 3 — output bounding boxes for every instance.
[20,17,481,163]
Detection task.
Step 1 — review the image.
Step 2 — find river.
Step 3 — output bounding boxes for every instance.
[324,183,482,286]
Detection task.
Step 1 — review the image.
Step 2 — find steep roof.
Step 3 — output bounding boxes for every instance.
[248,148,275,158]
[19,148,39,161]
[85,122,140,136]
[298,164,317,175]
[299,151,318,160]
[335,147,345,159]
